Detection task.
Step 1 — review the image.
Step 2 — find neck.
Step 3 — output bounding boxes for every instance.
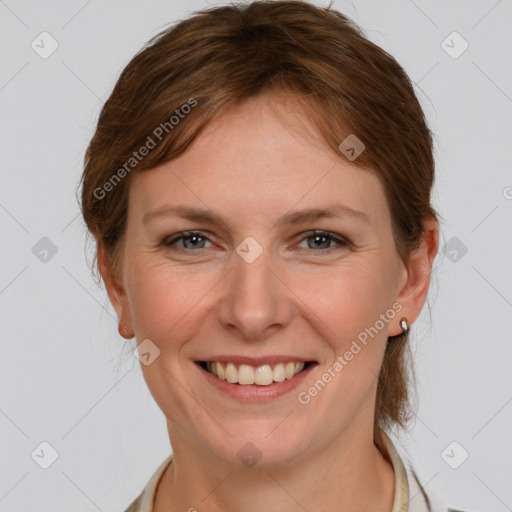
[153,425,395,512]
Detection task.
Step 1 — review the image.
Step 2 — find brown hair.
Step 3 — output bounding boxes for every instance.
[79,0,440,443]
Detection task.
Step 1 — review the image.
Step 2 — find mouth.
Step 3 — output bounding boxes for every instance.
[196,360,318,386]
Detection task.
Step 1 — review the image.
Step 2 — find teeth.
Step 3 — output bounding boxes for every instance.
[205,361,307,386]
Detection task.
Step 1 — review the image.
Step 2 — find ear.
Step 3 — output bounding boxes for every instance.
[97,242,134,339]
[389,216,439,336]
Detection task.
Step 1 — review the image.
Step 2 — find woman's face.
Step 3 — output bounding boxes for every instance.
[108,93,422,467]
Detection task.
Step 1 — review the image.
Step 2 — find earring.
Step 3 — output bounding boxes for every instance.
[399,317,409,335]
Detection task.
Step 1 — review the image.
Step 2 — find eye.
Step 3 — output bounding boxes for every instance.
[296,230,350,254]
[161,231,214,250]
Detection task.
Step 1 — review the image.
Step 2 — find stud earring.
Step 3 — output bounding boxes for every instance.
[399,317,409,335]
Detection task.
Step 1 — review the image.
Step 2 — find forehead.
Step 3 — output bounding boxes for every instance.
[129,94,388,229]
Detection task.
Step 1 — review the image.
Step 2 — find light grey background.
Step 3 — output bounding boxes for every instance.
[1,0,511,511]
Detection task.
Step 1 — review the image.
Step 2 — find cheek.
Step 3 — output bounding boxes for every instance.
[127,263,190,342]
[127,260,220,349]
[298,264,391,342]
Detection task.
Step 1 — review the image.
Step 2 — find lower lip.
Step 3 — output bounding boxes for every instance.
[195,362,317,402]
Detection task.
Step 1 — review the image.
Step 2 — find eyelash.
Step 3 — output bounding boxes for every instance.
[161,230,350,255]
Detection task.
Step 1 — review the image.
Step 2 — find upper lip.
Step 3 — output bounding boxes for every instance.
[196,355,318,366]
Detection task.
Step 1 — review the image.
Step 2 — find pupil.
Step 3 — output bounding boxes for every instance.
[312,235,328,249]
[185,235,203,249]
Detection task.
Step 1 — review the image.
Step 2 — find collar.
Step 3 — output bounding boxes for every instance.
[378,431,410,512]
[130,433,417,512]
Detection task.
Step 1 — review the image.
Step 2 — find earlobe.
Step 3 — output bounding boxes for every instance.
[118,322,134,339]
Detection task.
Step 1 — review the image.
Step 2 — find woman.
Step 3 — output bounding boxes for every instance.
[79,1,467,510]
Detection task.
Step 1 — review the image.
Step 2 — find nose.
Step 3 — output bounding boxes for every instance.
[215,244,294,341]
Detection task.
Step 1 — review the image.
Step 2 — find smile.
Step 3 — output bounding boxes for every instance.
[194,358,319,402]
[199,360,315,386]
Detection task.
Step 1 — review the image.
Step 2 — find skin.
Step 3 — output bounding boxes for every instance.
[99,91,439,512]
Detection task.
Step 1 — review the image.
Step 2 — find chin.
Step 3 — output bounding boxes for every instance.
[205,427,311,469]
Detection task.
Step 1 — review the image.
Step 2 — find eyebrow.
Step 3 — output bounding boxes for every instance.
[142,203,371,227]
